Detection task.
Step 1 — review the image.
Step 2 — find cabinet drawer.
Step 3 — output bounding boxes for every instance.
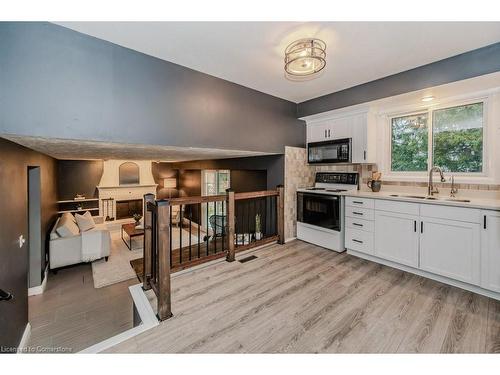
[346,217,374,232]
[420,204,480,223]
[346,197,374,209]
[374,199,419,215]
[346,206,374,221]
[345,228,374,254]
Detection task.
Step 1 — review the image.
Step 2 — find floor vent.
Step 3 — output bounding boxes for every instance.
[238,255,258,263]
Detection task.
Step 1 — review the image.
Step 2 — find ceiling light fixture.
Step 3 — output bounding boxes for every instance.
[284,38,326,78]
[421,96,435,102]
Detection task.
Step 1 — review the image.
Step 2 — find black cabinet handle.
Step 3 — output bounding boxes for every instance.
[364,150,367,161]
[324,129,327,138]
[353,223,363,227]
[414,220,417,232]
[328,129,331,138]
[352,239,363,244]
[420,221,423,234]
[0,289,13,302]
[484,215,487,230]
[353,212,363,216]
[352,201,364,205]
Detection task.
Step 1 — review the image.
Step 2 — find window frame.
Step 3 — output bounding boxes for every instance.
[387,97,489,179]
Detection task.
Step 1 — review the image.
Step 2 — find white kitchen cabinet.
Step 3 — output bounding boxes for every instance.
[374,211,419,267]
[481,211,500,292]
[419,217,480,285]
[307,122,330,142]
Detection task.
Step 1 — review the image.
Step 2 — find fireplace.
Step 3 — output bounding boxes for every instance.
[116,199,143,220]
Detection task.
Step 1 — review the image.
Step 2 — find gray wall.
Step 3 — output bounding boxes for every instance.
[0,137,58,350]
[28,167,42,288]
[297,42,500,117]
[0,22,305,153]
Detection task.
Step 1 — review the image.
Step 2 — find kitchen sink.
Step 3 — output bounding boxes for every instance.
[388,194,470,203]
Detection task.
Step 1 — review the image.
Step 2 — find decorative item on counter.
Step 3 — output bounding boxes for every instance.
[133,213,142,226]
[367,171,382,192]
[255,214,263,241]
[74,194,86,200]
[76,204,83,211]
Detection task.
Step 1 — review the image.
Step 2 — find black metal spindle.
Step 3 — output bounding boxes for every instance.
[179,204,183,264]
[214,200,218,254]
[221,200,225,253]
[188,205,192,260]
[206,202,209,256]
[197,203,201,259]
[169,205,172,267]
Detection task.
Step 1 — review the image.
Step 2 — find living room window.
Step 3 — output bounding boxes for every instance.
[201,170,230,231]
[390,101,485,174]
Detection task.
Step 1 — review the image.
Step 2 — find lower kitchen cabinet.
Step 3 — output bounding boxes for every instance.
[374,211,419,267]
[419,217,480,285]
[345,196,500,299]
[481,211,500,292]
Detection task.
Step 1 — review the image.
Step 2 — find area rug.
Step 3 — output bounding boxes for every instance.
[91,231,143,288]
[92,227,200,288]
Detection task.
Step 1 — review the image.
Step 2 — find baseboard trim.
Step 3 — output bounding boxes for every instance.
[28,266,48,296]
[17,323,31,353]
[285,236,296,243]
[347,249,500,301]
[79,284,158,353]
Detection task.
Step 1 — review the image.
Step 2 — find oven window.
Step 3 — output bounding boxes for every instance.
[297,193,340,231]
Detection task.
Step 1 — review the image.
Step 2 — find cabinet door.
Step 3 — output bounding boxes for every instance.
[374,211,419,267]
[351,113,368,163]
[420,217,480,285]
[307,123,329,142]
[481,212,500,292]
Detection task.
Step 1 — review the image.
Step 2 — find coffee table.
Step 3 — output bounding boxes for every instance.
[121,223,144,251]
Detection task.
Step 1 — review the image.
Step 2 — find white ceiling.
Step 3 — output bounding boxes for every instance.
[2,135,272,161]
[56,22,500,103]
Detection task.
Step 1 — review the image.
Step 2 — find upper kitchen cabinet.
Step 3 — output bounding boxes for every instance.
[305,109,376,164]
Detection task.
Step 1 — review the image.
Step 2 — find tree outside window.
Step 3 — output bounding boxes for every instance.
[391,102,484,174]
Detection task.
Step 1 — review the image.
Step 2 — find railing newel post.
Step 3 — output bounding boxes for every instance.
[226,188,236,262]
[142,193,155,291]
[156,199,173,321]
[277,185,285,245]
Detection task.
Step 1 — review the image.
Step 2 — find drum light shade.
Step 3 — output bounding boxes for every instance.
[284,38,326,77]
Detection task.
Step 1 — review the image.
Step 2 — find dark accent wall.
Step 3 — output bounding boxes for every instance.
[168,154,284,189]
[0,22,305,153]
[57,160,103,200]
[297,42,500,117]
[0,137,58,350]
[230,170,267,193]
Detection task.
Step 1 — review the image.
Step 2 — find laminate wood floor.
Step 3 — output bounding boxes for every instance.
[28,264,137,353]
[105,240,500,353]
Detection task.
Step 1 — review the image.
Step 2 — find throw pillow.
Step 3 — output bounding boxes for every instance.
[75,211,96,232]
[56,215,80,237]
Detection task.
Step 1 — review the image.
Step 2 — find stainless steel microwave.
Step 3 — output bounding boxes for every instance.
[308,138,352,164]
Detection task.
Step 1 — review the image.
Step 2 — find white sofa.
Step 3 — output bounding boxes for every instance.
[49,213,111,271]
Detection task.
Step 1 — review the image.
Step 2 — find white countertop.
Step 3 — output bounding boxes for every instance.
[341,190,500,211]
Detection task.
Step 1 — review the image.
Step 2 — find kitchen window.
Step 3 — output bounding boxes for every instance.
[390,102,484,174]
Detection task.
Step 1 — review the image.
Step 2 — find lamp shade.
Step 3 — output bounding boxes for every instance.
[163,178,177,189]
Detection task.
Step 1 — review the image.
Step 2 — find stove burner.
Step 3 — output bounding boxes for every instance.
[326,189,347,193]
[306,187,325,190]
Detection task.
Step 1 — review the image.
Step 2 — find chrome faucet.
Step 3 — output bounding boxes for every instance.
[428,166,446,196]
[450,175,458,198]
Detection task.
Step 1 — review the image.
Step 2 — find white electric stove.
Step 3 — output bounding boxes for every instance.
[296,172,359,252]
